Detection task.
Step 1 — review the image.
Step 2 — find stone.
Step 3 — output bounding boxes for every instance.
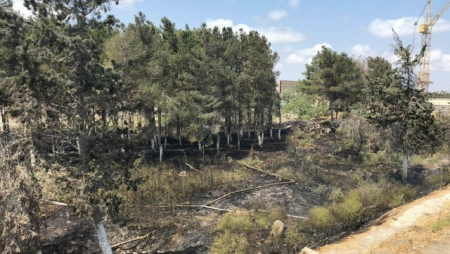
[269,220,284,238]
[299,247,319,254]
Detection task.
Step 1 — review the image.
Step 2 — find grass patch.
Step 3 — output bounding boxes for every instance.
[431,214,450,233]
[122,163,251,207]
[211,231,249,254]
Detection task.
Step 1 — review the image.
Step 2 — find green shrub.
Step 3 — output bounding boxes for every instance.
[357,182,386,209]
[425,166,450,188]
[388,192,404,208]
[332,190,363,223]
[308,206,335,232]
[328,187,344,204]
[285,225,307,247]
[216,208,287,233]
[216,209,254,232]
[211,231,249,254]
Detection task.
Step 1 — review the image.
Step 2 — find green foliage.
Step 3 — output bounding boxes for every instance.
[361,151,400,166]
[333,190,363,223]
[389,192,405,208]
[216,207,287,232]
[425,166,450,188]
[211,231,249,254]
[308,207,336,232]
[282,91,328,119]
[300,46,364,121]
[365,34,441,181]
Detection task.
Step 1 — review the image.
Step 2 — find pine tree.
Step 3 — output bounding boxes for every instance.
[366,34,441,182]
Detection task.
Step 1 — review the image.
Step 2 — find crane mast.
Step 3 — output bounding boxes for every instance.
[418,0,450,91]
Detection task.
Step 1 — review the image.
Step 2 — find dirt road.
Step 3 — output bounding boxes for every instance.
[317,185,450,254]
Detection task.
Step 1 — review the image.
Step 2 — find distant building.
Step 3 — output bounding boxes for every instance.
[276,80,298,94]
[430,98,450,117]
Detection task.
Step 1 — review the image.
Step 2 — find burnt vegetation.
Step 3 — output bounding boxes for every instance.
[1,1,450,253]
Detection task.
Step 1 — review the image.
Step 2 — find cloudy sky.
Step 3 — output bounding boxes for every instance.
[13,0,450,91]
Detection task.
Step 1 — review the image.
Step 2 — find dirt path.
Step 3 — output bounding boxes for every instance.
[317,185,450,254]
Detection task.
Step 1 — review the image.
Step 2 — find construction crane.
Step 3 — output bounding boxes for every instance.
[417,0,450,90]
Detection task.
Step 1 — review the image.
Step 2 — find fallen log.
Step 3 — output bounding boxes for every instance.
[201,180,295,208]
[238,162,295,182]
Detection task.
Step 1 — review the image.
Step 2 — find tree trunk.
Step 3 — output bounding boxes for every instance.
[1,105,8,133]
[159,145,163,164]
[92,206,113,254]
[164,126,168,149]
[216,134,220,156]
[257,131,264,147]
[30,148,36,168]
[157,107,162,147]
[402,151,408,182]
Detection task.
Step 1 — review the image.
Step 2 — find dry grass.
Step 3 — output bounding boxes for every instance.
[121,163,252,208]
[370,200,450,253]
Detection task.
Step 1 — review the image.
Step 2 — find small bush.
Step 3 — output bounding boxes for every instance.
[388,192,404,208]
[308,207,335,232]
[285,225,307,247]
[332,190,363,224]
[425,166,450,188]
[216,209,254,232]
[211,231,249,254]
[216,207,287,232]
[313,184,329,197]
[357,182,387,209]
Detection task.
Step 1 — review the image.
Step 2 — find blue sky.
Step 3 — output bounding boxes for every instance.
[13,0,450,91]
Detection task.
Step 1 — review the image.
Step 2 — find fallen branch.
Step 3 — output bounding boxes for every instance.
[111,233,149,249]
[185,163,201,172]
[43,200,68,206]
[201,180,295,208]
[238,163,295,182]
[89,234,150,254]
[152,204,307,219]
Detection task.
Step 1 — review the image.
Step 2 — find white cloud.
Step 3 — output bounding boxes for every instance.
[351,44,375,57]
[286,43,332,64]
[275,62,284,70]
[113,0,142,10]
[368,17,450,38]
[206,18,234,29]
[289,0,300,9]
[433,19,450,33]
[442,54,450,71]
[268,10,288,21]
[283,46,294,52]
[430,49,443,62]
[368,17,416,38]
[427,49,450,72]
[12,0,33,18]
[381,52,399,64]
[259,27,305,43]
[205,18,305,43]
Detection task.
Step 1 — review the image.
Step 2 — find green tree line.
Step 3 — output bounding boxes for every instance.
[0,0,279,252]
